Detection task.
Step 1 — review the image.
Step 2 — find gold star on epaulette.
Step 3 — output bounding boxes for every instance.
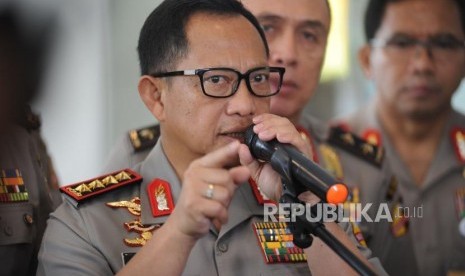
[73,184,91,195]
[87,180,105,190]
[115,171,131,181]
[102,175,118,186]
[341,133,355,145]
[361,143,374,155]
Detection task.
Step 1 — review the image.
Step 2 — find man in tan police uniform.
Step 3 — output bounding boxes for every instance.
[339,0,465,275]
[104,0,395,251]
[38,0,385,275]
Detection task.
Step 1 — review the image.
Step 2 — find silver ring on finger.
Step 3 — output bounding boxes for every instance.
[204,184,214,199]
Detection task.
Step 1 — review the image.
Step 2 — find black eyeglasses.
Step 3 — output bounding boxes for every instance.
[150,66,285,98]
[370,34,465,61]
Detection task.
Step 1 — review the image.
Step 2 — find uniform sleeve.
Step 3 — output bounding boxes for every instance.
[339,221,388,276]
[37,201,114,276]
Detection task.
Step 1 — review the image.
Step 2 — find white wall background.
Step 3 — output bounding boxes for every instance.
[31,0,111,184]
[4,0,463,185]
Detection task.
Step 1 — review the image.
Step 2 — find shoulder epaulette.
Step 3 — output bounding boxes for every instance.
[60,169,142,202]
[327,126,383,167]
[128,124,160,152]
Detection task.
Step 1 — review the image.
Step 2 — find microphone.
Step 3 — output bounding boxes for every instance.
[244,125,348,204]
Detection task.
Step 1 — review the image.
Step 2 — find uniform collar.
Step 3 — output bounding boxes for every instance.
[138,141,181,225]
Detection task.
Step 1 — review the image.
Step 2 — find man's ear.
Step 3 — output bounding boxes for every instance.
[138,76,165,122]
[358,44,372,79]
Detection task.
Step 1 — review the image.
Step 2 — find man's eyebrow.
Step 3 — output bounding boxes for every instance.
[256,14,327,32]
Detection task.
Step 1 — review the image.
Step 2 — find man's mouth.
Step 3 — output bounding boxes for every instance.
[222,131,246,143]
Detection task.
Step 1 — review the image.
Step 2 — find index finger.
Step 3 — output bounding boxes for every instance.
[198,140,241,168]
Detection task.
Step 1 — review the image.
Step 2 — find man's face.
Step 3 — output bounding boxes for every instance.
[160,13,270,162]
[364,0,465,119]
[242,0,330,122]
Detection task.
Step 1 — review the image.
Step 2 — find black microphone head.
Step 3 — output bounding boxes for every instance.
[244,124,275,162]
[244,125,256,149]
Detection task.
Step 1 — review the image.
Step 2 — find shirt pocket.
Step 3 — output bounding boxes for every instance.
[0,203,34,245]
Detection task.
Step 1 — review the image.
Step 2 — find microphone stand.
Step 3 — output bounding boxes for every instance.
[271,148,376,276]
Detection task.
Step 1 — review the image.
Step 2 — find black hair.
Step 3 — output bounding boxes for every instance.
[137,0,269,75]
[363,0,465,41]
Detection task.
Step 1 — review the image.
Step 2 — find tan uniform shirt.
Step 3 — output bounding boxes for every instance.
[0,125,62,276]
[342,104,465,276]
[104,116,393,259]
[38,141,383,275]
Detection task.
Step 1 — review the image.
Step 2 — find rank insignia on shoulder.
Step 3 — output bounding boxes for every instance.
[328,126,383,167]
[451,128,465,164]
[129,124,160,152]
[60,169,142,202]
[252,222,306,263]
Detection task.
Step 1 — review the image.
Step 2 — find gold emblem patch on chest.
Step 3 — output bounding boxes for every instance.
[107,197,160,247]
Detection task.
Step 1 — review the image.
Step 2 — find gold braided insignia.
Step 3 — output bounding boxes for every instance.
[106,197,141,216]
[124,232,153,247]
[124,219,159,233]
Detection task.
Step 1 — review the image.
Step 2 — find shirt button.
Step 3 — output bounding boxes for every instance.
[218,243,228,253]
[24,214,34,225]
[4,225,12,236]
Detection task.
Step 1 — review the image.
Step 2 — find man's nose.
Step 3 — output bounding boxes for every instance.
[410,41,436,74]
[270,31,298,67]
[225,79,257,116]
[413,41,434,60]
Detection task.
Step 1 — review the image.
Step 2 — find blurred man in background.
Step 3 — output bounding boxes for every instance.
[242,0,403,268]
[339,0,465,274]
[0,6,62,275]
